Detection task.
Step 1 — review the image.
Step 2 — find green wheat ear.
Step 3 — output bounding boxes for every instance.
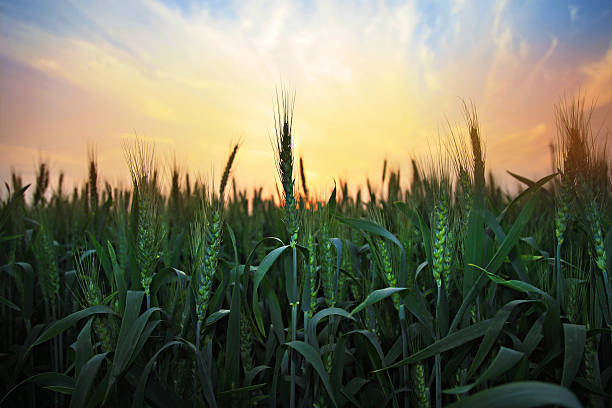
[554,174,571,246]
[136,189,156,296]
[409,325,429,408]
[299,156,309,201]
[219,142,240,201]
[74,252,114,352]
[239,312,254,375]
[124,138,163,303]
[87,145,98,212]
[442,227,454,290]
[33,215,59,305]
[379,240,400,311]
[432,190,449,289]
[585,196,607,273]
[555,95,608,275]
[274,89,299,247]
[564,248,586,325]
[33,160,50,207]
[191,200,222,325]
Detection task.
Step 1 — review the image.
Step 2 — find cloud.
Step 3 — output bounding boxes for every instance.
[0,0,610,194]
[569,5,579,23]
[452,0,466,15]
[488,123,553,181]
[580,42,612,107]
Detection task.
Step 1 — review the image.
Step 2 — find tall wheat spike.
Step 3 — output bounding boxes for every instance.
[274,89,299,246]
[220,142,240,201]
[273,88,301,407]
[124,138,162,307]
[299,156,309,201]
[88,145,98,211]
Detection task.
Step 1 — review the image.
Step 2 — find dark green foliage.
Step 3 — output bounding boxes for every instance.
[1,97,610,407]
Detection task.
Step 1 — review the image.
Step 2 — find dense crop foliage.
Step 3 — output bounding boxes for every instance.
[1,96,610,407]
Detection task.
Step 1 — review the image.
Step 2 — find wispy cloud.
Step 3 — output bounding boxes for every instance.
[581,42,612,107]
[569,5,579,23]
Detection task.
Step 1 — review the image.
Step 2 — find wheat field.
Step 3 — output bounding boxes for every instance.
[0,95,610,407]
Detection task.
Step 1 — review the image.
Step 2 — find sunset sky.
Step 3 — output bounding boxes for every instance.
[1,0,611,199]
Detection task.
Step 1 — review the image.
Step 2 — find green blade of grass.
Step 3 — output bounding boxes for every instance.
[497,173,556,223]
[445,347,523,394]
[395,202,432,277]
[132,341,181,408]
[485,191,538,276]
[131,319,161,367]
[331,335,347,401]
[108,242,127,314]
[0,295,20,311]
[337,217,402,249]
[463,181,485,297]
[473,263,551,298]
[446,381,581,408]
[308,307,353,349]
[205,309,230,326]
[521,313,546,358]
[403,290,435,342]
[114,308,161,376]
[70,353,108,408]
[561,323,586,388]
[378,319,491,371]
[263,279,285,344]
[349,287,409,317]
[244,365,270,387]
[225,269,241,389]
[345,330,385,366]
[285,341,337,407]
[484,209,528,282]
[30,305,117,350]
[0,372,75,404]
[109,291,161,388]
[74,318,93,378]
[330,237,343,303]
[252,245,290,335]
[88,232,113,286]
[466,299,536,381]
[338,216,407,287]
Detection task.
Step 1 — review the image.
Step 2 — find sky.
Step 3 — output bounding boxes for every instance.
[0,0,611,199]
